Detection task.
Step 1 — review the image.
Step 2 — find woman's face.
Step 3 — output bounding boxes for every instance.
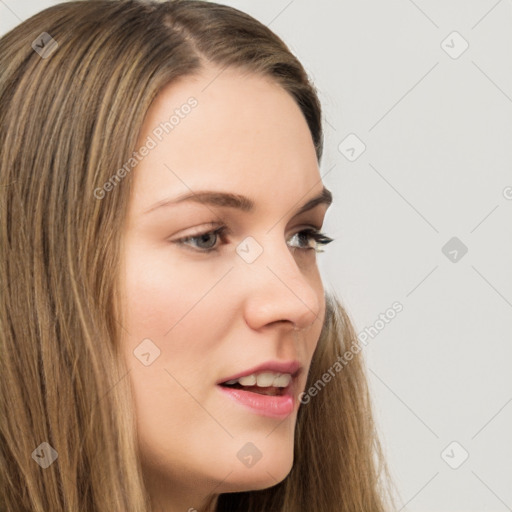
[118,66,331,508]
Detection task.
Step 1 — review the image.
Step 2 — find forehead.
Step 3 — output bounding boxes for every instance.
[129,67,321,215]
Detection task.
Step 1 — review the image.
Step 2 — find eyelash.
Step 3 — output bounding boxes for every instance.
[173,224,334,254]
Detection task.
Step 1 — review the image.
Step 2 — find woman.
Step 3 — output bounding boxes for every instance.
[0,1,397,510]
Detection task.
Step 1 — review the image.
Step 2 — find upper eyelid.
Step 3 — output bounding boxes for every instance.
[173,222,227,239]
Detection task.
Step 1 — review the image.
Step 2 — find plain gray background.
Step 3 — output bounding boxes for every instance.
[1,1,511,510]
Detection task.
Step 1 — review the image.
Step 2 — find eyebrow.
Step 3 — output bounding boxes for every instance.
[143,186,333,216]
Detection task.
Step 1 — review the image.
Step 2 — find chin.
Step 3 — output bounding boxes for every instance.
[220,454,294,493]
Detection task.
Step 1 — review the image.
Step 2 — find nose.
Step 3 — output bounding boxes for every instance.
[240,237,323,332]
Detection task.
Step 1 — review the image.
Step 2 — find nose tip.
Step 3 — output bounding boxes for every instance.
[266,263,322,325]
[243,260,323,333]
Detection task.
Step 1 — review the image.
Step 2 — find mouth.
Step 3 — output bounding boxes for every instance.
[220,372,293,396]
[217,368,299,418]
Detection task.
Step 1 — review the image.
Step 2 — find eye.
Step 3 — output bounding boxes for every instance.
[174,224,229,253]
[288,228,334,253]
[172,225,334,254]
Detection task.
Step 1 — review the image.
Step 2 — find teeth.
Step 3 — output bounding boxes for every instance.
[238,374,257,386]
[256,372,276,387]
[224,372,292,388]
[273,374,292,387]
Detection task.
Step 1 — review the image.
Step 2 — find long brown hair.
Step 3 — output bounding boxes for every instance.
[0,1,397,510]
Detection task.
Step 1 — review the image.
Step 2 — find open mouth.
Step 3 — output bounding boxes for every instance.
[216,366,300,417]
[217,370,294,397]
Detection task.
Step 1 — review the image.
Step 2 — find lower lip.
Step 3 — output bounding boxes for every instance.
[217,385,295,418]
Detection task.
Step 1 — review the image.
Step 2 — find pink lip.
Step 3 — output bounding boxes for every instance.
[216,360,302,385]
[217,380,296,418]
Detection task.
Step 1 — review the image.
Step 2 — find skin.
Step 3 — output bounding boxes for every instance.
[118,65,331,512]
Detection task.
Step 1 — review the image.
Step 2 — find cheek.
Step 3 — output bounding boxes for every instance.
[122,246,214,338]
[120,244,232,377]
[120,248,230,461]
[122,245,178,333]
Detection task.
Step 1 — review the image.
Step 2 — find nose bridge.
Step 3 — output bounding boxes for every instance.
[237,234,321,330]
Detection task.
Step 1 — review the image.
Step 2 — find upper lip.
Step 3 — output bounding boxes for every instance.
[217,360,302,384]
